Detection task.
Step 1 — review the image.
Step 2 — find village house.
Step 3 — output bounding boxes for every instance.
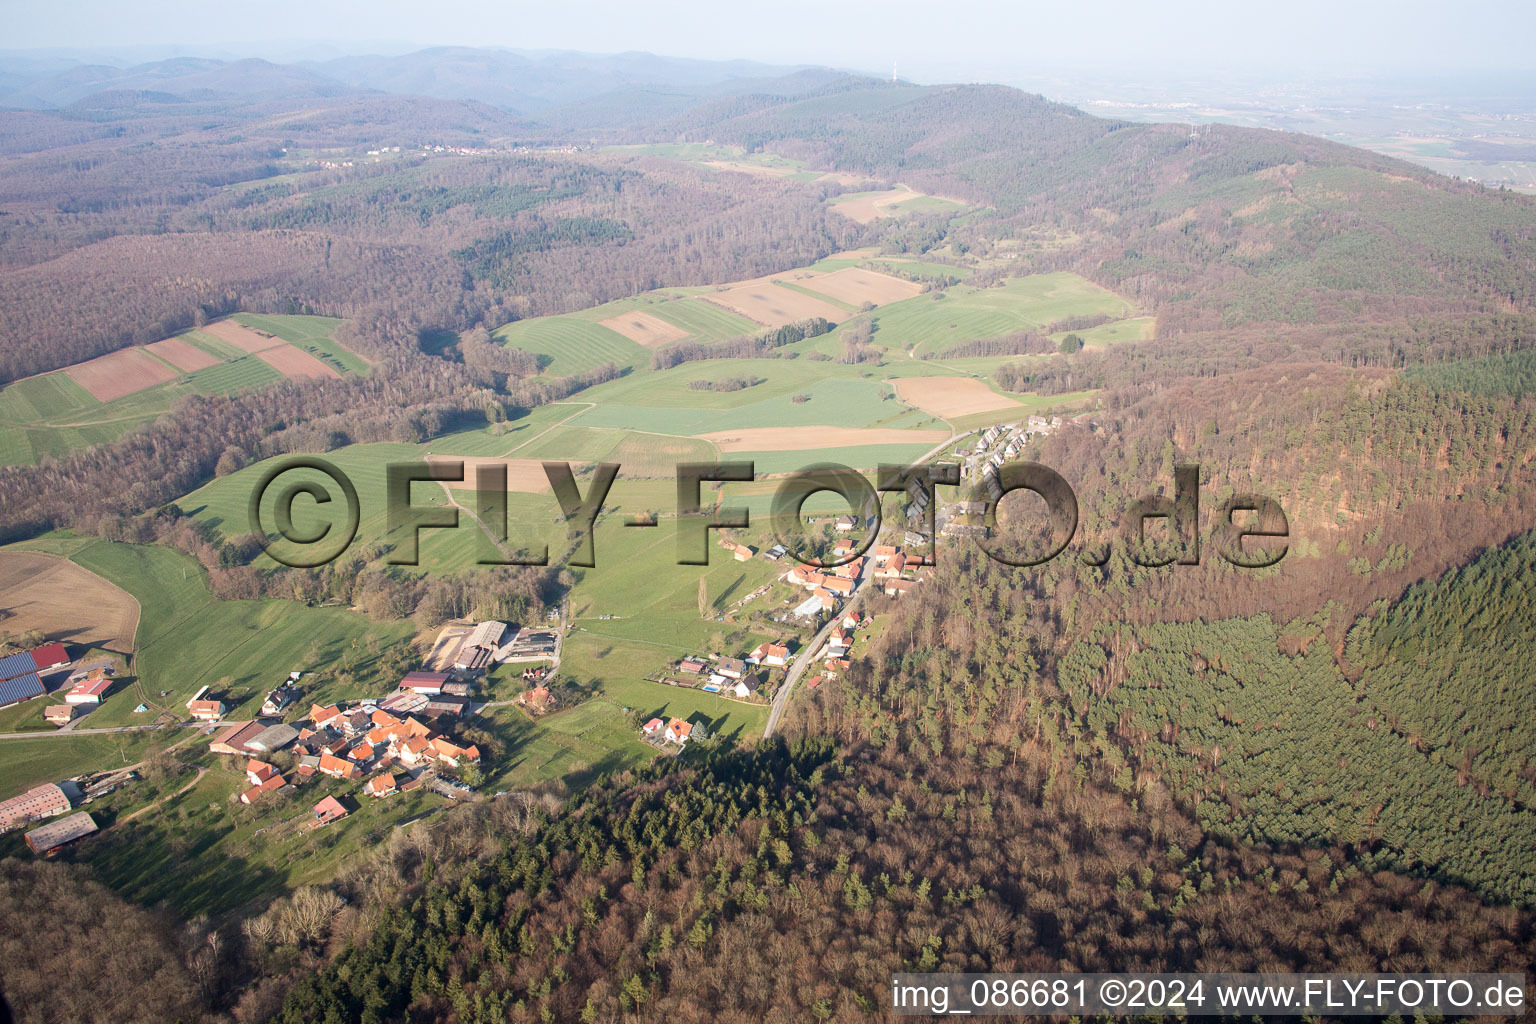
[43,704,75,726]
[310,704,346,731]
[240,774,288,805]
[730,673,762,699]
[716,657,746,680]
[185,685,225,720]
[261,679,301,716]
[820,576,855,596]
[428,737,480,768]
[665,719,693,746]
[245,759,280,787]
[364,774,397,798]
[641,717,665,740]
[318,753,358,780]
[834,515,858,532]
[678,657,706,674]
[746,641,790,667]
[312,796,349,825]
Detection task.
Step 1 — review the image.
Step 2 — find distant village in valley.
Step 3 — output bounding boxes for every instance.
[0,415,1068,864]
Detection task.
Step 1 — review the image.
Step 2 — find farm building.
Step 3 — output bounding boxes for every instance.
[379,690,429,715]
[208,720,268,756]
[400,671,450,695]
[466,620,506,651]
[641,718,665,739]
[312,797,349,825]
[0,783,72,829]
[25,812,97,855]
[0,670,45,709]
[422,696,468,719]
[500,629,557,661]
[43,704,75,726]
[65,674,112,704]
[26,644,70,673]
[246,723,299,753]
[792,594,825,619]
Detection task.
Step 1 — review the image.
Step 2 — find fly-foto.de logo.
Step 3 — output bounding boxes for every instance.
[245,457,1289,571]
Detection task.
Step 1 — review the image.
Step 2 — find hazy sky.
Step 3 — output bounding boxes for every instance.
[5,0,1532,77]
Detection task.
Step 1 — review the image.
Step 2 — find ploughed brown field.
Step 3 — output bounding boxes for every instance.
[0,551,139,654]
[145,337,222,373]
[800,267,923,307]
[698,426,949,452]
[597,310,690,347]
[424,456,555,494]
[701,277,847,327]
[201,318,286,354]
[63,347,178,402]
[254,345,341,380]
[892,376,1020,419]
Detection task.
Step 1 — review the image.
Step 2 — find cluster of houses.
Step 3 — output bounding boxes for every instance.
[669,650,777,699]
[939,418,1064,538]
[807,606,873,687]
[201,666,483,813]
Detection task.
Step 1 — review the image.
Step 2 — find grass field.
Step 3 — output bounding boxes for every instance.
[1053,315,1157,348]
[66,539,413,726]
[0,315,361,467]
[494,314,649,377]
[866,273,1133,355]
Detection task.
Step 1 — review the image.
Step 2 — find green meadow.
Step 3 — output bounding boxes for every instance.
[66,539,413,726]
[493,293,758,377]
[865,272,1133,355]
